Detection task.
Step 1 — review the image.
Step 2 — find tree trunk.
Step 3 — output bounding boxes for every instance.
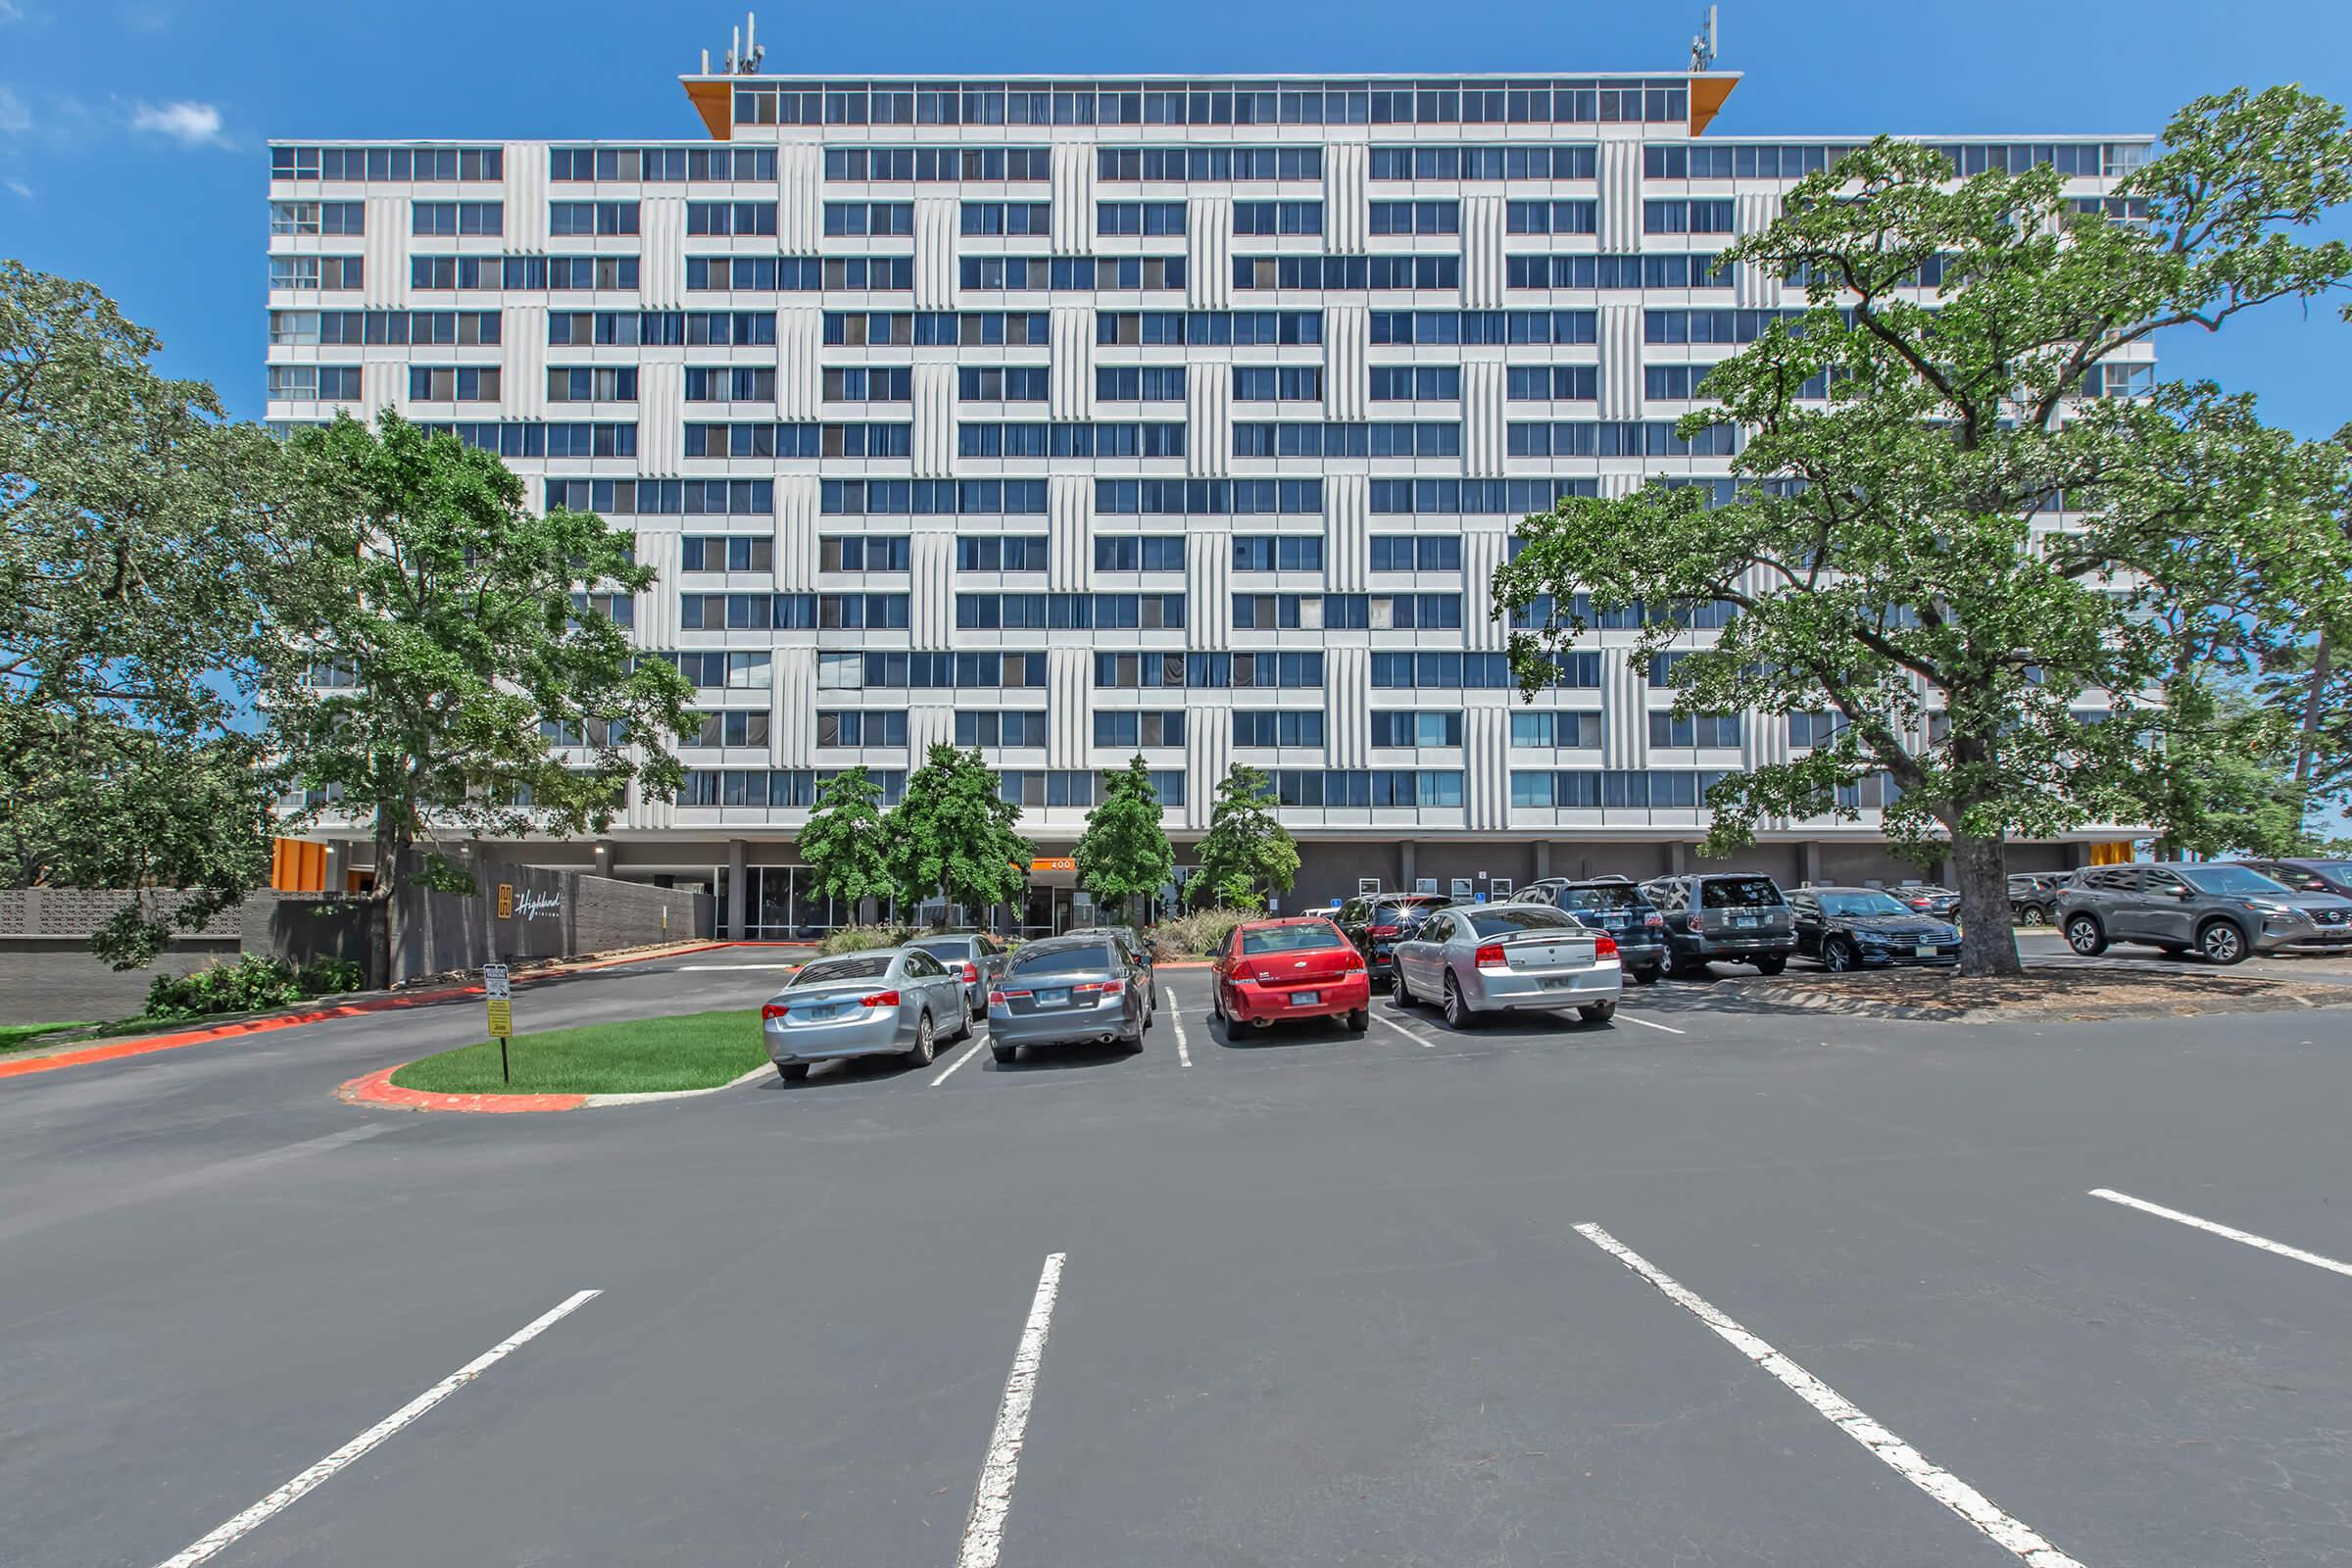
[2294,628,2330,831]
[1951,829,2023,977]
[367,810,404,992]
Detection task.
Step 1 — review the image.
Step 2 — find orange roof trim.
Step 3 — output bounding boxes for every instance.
[683,78,733,140]
[1690,74,1739,136]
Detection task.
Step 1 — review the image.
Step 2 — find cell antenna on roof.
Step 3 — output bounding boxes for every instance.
[1690,5,1720,71]
[722,11,765,75]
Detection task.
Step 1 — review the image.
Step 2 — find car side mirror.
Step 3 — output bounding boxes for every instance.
[2172,885,2195,899]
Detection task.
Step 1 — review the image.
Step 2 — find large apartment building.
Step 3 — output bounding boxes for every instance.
[266,64,2153,933]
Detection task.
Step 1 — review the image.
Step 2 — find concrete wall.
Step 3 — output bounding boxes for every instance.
[0,890,243,1025]
[392,862,713,980]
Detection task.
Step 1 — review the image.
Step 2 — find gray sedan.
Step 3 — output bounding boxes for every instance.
[904,932,1007,1018]
[1391,903,1622,1028]
[988,933,1152,1062]
[761,948,970,1080]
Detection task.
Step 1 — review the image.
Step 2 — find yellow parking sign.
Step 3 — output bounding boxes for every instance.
[486,1000,513,1039]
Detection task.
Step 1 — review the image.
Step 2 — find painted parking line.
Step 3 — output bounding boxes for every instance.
[153,1289,602,1568]
[930,1026,993,1088]
[1575,1223,2084,1568]
[1162,988,1191,1067]
[2088,1188,2352,1280]
[1372,1010,1442,1049]
[1615,1013,1688,1035]
[956,1252,1068,1568]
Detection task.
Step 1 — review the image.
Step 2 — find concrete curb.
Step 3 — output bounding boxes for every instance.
[0,941,808,1084]
[337,1059,775,1114]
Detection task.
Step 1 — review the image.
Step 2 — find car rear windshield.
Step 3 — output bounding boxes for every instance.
[1463,908,1574,936]
[1242,922,1342,956]
[2179,864,2292,896]
[907,938,974,960]
[1559,885,1642,910]
[794,956,892,987]
[1376,899,1441,920]
[1700,877,1785,908]
[1007,943,1114,976]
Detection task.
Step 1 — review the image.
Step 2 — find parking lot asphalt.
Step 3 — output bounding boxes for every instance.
[3,951,2349,1567]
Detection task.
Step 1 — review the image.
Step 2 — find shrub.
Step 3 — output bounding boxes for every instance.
[297,956,365,996]
[1148,907,1247,960]
[819,923,912,956]
[142,952,368,1021]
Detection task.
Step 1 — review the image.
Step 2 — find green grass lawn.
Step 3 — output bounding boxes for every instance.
[388,1009,768,1096]
[0,1021,95,1055]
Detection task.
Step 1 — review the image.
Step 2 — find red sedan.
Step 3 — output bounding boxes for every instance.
[1210,917,1371,1033]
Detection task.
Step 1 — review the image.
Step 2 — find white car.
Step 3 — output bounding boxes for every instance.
[1390,902,1622,1028]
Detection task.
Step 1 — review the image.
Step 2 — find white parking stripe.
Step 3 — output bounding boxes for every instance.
[956,1252,1068,1568]
[1616,1013,1687,1035]
[930,1026,991,1087]
[1162,988,1191,1067]
[1575,1223,2084,1568]
[2089,1188,2352,1280]
[153,1290,602,1568]
[1373,1010,1440,1049]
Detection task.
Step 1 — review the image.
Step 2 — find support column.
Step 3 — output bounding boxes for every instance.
[1669,841,1690,875]
[1533,841,1552,880]
[726,839,747,941]
[322,841,347,893]
[1800,841,1823,887]
[592,839,614,880]
[1398,841,1417,895]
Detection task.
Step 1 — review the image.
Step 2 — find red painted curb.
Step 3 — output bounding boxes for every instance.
[0,941,802,1084]
[336,1064,587,1114]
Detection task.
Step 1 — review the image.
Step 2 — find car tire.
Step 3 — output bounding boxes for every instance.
[776,1062,808,1083]
[1442,971,1478,1029]
[1345,1006,1369,1034]
[1631,963,1660,986]
[1580,1000,1616,1025]
[991,1044,1016,1065]
[1392,964,1417,1008]
[905,1011,936,1067]
[2156,944,2190,958]
[1752,955,1788,976]
[1822,938,1857,973]
[2064,913,2108,956]
[2197,919,2249,966]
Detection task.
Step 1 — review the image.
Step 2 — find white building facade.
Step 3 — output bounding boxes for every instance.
[266,70,2154,932]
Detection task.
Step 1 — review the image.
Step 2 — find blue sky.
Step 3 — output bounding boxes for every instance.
[1,0,2348,430]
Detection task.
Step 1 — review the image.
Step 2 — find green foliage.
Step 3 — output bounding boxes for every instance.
[819,922,914,956]
[883,744,1033,915]
[1,263,317,962]
[798,765,896,909]
[275,413,696,982]
[1188,764,1298,909]
[140,952,363,1022]
[2116,681,2305,859]
[1072,756,1175,924]
[1493,86,2352,975]
[1147,906,1248,960]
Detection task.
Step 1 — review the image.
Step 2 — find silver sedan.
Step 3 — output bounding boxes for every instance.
[761,948,970,1080]
[1390,903,1623,1028]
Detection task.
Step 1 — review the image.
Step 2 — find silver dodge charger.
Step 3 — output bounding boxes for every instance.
[1390,902,1622,1028]
[761,949,971,1080]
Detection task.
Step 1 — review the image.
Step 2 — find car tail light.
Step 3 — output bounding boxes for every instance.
[1338,947,1364,970]
[858,991,900,1008]
[1594,935,1619,957]
[761,1004,788,1020]
[960,961,979,983]
[987,990,1006,1006]
[1687,912,1703,932]
[1474,943,1508,968]
[1073,980,1119,994]
[1368,924,1400,938]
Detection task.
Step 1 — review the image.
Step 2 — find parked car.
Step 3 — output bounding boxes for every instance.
[2057,861,2352,965]
[1208,916,1371,1033]
[988,932,1154,1062]
[1336,892,1449,986]
[1788,886,1963,970]
[1890,883,1963,919]
[904,931,1009,1018]
[1638,873,1796,975]
[1390,902,1621,1027]
[2230,858,2352,902]
[2008,872,2070,924]
[761,948,970,1080]
[1527,879,1670,984]
[1068,921,1154,978]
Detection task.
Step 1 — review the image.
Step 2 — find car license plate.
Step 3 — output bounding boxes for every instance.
[811,1003,847,1020]
[1290,990,1319,1005]
[1732,913,1757,929]
[1541,975,1576,990]
[1600,913,1626,927]
[1915,945,1936,958]
[1036,988,1069,1007]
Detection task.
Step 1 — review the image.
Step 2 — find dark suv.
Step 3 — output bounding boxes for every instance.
[2008,872,2069,924]
[2230,858,2352,902]
[1336,892,1448,986]
[2056,861,2352,965]
[1526,878,1670,984]
[1638,873,1796,975]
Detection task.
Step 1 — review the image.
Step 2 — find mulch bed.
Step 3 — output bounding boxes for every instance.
[1719,966,2352,1023]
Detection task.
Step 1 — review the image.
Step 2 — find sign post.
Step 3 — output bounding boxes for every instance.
[483,962,513,1085]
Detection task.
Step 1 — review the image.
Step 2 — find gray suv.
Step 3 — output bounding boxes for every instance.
[2056,861,2352,965]
[1638,873,1795,975]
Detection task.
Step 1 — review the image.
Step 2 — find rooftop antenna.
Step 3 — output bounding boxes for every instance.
[1689,5,1719,71]
[701,47,710,74]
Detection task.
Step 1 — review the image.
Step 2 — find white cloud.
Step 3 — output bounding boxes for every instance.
[0,2,25,22]
[5,177,30,200]
[0,85,28,134]
[130,98,226,147]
